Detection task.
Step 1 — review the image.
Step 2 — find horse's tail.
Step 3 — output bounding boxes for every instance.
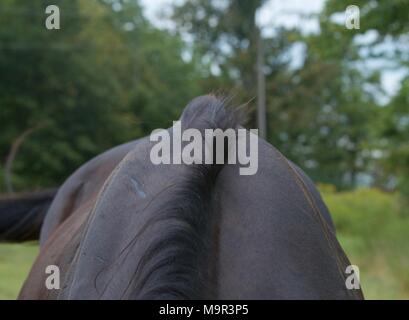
[130,95,244,299]
[0,189,57,242]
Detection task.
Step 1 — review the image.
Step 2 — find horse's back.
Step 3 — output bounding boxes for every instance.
[214,139,360,299]
[39,140,140,246]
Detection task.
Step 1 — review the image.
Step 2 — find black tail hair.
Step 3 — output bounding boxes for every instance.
[124,95,243,299]
[0,189,57,242]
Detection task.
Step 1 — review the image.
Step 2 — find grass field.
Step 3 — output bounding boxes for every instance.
[0,187,408,299]
[321,186,409,299]
[0,242,38,299]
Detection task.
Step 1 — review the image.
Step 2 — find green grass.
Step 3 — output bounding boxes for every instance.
[0,187,408,299]
[320,186,409,300]
[0,242,38,300]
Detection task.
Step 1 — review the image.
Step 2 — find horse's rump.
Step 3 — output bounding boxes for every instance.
[18,95,364,300]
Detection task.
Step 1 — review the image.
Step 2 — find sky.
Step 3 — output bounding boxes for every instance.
[139,0,406,99]
[140,0,325,32]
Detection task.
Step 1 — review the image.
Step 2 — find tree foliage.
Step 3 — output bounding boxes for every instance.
[0,0,407,196]
[0,0,201,191]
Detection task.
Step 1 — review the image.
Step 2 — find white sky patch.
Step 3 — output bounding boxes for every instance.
[140,0,324,33]
[287,42,307,70]
[256,0,324,36]
[382,69,408,97]
[140,0,176,30]
[354,31,408,100]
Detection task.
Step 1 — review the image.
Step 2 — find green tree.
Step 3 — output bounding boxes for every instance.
[0,0,201,191]
[172,0,382,188]
[321,0,409,192]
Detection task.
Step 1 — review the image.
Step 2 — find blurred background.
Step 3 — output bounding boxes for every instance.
[0,0,408,299]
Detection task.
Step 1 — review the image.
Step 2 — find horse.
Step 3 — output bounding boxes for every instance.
[0,189,56,242]
[11,95,363,299]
